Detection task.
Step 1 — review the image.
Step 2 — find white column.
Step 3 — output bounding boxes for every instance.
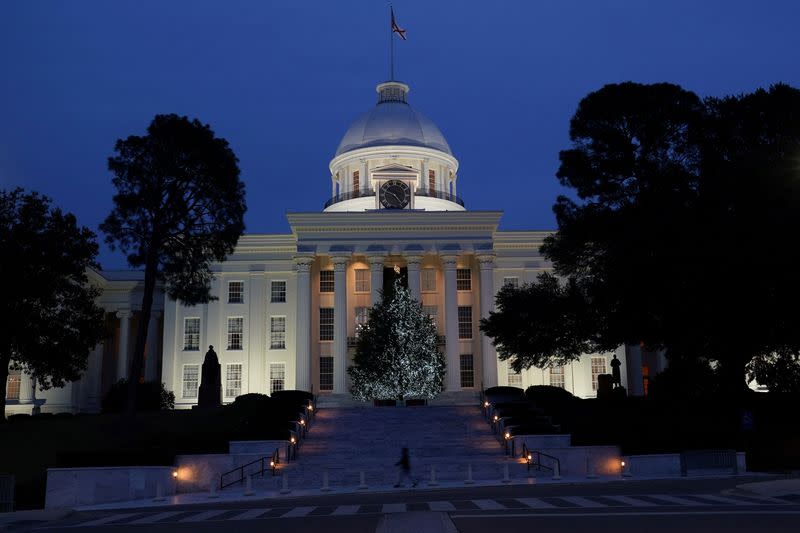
[294,257,313,392]
[332,256,349,394]
[18,371,34,403]
[406,256,422,301]
[626,344,644,396]
[247,272,266,394]
[421,160,429,191]
[207,276,222,356]
[145,311,162,383]
[116,310,132,381]
[84,342,105,411]
[442,255,461,391]
[478,255,497,389]
[360,160,368,194]
[368,255,385,306]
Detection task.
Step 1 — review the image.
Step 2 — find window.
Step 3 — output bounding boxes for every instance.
[456,268,471,291]
[270,363,286,394]
[182,364,199,399]
[550,366,565,389]
[319,308,334,341]
[591,356,607,392]
[183,317,200,351]
[320,270,334,292]
[503,276,519,288]
[5,368,20,400]
[271,281,286,303]
[354,268,370,293]
[458,306,472,339]
[227,317,244,350]
[508,368,522,387]
[319,356,334,391]
[421,269,437,292]
[225,363,242,398]
[422,305,438,328]
[460,354,474,388]
[353,170,360,195]
[355,306,369,331]
[428,169,436,194]
[270,316,286,349]
[228,281,244,303]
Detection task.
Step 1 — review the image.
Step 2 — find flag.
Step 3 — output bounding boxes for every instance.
[391,8,407,40]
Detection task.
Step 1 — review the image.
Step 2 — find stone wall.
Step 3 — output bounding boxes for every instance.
[45,466,175,509]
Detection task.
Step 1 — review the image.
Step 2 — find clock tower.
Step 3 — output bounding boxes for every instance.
[323,81,464,213]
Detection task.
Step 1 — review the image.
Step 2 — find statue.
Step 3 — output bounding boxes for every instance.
[198,345,221,408]
[610,354,622,388]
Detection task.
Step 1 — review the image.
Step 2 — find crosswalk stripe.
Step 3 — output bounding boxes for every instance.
[428,501,456,511]
[603,495,654,507]
[282,506,315,517]
[74,512,141,527]
[179,510,229,522]
[694,494,758,505]
[229,508,270,520]
[560,496,607,508]
[472,499,505,510]
[648,494,708,506]
[516,497,555,508]
[127,511,184,524]
[382,503,406,513]
[331,505,361,515]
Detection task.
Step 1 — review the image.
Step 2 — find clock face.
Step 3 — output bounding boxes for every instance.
[379,180,411,209]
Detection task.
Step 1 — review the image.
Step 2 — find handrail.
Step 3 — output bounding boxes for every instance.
[521,443,561,474]
[219,450,279,490]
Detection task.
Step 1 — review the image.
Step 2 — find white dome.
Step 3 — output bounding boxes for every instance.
[334,82,453,157]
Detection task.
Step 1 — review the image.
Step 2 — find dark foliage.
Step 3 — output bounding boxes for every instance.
[270,389,314,404]
[101,379,176,413]
[481,82,800,397]
[524,385,579,409]
[481,274,596,371]
[0,189,106,420]
[100,114,246,411]
[484,386,526,404]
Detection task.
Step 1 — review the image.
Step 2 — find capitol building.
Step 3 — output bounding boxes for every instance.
[4,80,660,415]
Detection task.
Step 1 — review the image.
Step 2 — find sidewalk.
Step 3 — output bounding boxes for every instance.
[734,477,800,498]
[0,508,73,531]
[71,471,765,512]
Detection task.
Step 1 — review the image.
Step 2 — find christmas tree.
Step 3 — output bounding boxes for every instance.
[348,279,445,401]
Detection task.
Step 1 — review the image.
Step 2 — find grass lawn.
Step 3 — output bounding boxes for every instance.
[0,404,299,510]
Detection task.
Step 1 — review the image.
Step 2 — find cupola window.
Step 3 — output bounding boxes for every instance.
[428,169,436,194]
[353,170,360,196]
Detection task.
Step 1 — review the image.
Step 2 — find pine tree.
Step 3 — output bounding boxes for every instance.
[348,280,445,401]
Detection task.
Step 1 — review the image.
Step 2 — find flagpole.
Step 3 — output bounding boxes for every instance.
[389,5,394,80]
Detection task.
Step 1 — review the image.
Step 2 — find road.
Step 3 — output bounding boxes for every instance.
[14,476,800,532]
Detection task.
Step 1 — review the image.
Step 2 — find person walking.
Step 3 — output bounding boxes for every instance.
[394,447,417,488]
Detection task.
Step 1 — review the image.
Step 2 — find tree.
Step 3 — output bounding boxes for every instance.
[348,280,445,401]
[480,82,800,397]
[0,189,105,419]
[746,351,800,394]
[101,114,246,412]
[481,273,596,372]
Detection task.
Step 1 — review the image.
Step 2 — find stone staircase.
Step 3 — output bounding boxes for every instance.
[255,404,532,490]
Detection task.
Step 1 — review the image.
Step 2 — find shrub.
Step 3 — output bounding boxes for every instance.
[484,386,525,403]
[101,379,176,413]
[270,389,314,406]
[524,385,578,410]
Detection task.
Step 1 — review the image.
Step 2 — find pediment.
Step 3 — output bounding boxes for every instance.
[370,164,418,178]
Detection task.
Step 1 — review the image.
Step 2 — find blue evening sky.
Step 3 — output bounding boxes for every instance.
[2,1,799,268]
